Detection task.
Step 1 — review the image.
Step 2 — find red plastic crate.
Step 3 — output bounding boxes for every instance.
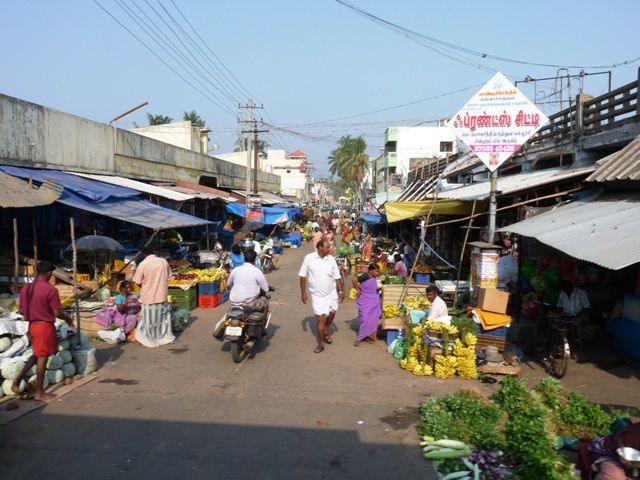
[198,294,217,309]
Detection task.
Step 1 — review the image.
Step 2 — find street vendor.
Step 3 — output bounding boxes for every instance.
[589,422,640,480]
[13,261,74,401]
[426,285,448,321]
[557,280,590,316]
[393,253,408,278]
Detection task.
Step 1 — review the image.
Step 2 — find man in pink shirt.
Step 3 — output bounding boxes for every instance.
[133,248,174,347]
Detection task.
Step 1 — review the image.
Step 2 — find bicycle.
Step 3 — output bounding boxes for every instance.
[534,309,575,378]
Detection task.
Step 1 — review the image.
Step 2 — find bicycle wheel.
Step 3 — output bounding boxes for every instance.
[549,329,569,378]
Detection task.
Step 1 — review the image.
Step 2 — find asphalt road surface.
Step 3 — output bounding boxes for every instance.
[0,245,438,479]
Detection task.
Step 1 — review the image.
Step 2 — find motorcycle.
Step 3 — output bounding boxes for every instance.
[212,289,273,363]
[261,245,274,274]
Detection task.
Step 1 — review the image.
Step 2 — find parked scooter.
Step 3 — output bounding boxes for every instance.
[261,245,274,274]
[212,288,274,363]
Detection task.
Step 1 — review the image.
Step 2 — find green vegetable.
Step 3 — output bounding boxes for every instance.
[57,339,70,351]
[442,471,472,480]
[424,447,471,459]
[2,359,26,379]
[28,373,50,389]
[59,350,73,364]
[429,439,468,449]
[2,378,25,396]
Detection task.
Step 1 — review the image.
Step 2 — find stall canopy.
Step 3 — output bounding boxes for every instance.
[225,203,296,224]
[384,198,480,223]
[359,211,386,224]
[498,193,640,270]
[69,172,195,201]
[0,166,211,230]
[0,172,63,208]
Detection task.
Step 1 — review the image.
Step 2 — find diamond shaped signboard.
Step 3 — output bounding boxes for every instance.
[448,72,549,172]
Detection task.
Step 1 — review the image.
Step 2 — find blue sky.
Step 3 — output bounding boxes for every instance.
[2,0,639,177]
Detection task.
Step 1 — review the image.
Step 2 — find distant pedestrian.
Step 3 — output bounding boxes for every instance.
[13,261,74,400]
[299,239,344,353]
[133,248,175,347]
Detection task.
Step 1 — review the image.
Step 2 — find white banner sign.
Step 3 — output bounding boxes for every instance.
[448,72,549,171]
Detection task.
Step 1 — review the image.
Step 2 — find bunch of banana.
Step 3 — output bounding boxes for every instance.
[463,332,478,347]
[383,304,401,318]
[425,321,458,337]
[452,339,474,357]
[400,356,419,371]
[452,338,477,379]
[434,355,457,379]
[404,295,430,310]
[411,363,433,376]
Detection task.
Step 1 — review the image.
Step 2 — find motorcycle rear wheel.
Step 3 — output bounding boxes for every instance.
[262,259,273,274]
[230,341,247,363]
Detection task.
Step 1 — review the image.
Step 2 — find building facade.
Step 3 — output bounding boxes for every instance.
[263,149,309,199]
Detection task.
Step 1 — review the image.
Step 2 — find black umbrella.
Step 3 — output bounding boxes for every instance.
[241,220,264,232]
[65,235,124,252]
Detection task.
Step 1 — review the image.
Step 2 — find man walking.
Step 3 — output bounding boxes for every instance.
[299,239,344,353]
[133,247,174,347]
[13,261,73,400]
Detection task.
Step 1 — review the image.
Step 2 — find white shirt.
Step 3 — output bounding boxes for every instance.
[298,252,341,297]
[228,263,269,304]
[311,221,319,230]
[557,288,590,315]
[428,296,448,321]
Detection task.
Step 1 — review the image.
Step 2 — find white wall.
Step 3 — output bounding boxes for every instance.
[264,149,308,198]
[132,121,200,151]
[395,126,457,179]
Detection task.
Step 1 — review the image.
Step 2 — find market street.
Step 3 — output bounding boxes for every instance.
[1,244,438,479]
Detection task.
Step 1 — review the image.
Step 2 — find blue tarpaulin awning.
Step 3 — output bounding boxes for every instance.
[359,211,386,224]
[0,166,211,230]
[226,203,297,224]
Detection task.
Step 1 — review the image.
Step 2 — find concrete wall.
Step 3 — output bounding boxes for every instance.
[132,121,200,151]
[0,93,280,192]
[395,126,457,179]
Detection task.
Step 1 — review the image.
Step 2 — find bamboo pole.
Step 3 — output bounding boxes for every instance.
[70,218,81,344]
[453,200,477,306]
[31,211,38,264]
[12,218,19,293]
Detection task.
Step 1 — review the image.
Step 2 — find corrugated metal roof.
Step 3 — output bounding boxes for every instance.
[498,193,640,270]
[439,166,595,201]
[0,172,63,208]
[395,177,438,202]
[156,184,232,201]
[441,152,483,178]
[69,172,194,201]
[587,136,640,182]
[231,190,292,205]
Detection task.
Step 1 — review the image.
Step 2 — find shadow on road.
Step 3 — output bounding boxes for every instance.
[300,315,339,343]
[0,413,427,479]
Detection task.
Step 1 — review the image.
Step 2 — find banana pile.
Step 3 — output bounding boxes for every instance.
[177,267,228,283]
[383,304,401,318]
[404,295,430,310]
[414,263,432,274]
[425,321,458,337]
[434,355,457,379]
[399,325,434,376]
[453,337,477,379]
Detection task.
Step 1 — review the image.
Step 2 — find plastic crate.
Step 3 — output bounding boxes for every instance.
[75,273,91,282]
[220,291,229,303]
[198,294,218,309]
[413,273,431,284]
[198,281,220,296]
[476,324,509,338]
[386,329,400,346]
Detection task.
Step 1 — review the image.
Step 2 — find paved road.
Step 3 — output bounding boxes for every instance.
[1,245,440,479]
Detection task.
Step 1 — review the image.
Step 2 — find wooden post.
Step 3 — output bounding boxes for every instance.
[453,200,477,306]
[12,218,19,293]
[70,218,81,344]
[31,211,38,264]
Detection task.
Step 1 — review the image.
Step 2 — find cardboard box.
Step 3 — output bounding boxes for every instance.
[477,288,509,314]
[381,316,405,330]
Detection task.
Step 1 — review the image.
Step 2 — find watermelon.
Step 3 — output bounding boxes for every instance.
[28,373,50,389]
[2,378,25,396]
[59,350,73,364]
[1,359,25,380]
[57,339,70,351]
[46,354,63,370]
[62,362,76,378]
[46,369,64,384]
[0,336,12,353]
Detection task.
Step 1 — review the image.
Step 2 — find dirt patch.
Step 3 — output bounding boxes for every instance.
[378,406,420,431]
[169,348,189,355]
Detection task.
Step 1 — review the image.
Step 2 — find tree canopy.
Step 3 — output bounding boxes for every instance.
[329,135,369,204]
[183,110,205,128]
[147,113,173,125]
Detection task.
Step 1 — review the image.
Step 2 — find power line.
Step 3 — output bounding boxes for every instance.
[93,0,237,118]
[336,0,640,70]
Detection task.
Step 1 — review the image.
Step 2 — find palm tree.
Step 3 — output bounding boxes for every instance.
[147,113,173,125]
[329,135,369,206]
[233,136,269,154]
[183,110,205,128]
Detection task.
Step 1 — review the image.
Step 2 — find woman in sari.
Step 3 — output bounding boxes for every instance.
[362,233,373,261]
[96,280,140,333]
[352,263,382,346]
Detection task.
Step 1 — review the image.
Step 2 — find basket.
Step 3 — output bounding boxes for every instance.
[476,334,507,352]
[198,281,220,296]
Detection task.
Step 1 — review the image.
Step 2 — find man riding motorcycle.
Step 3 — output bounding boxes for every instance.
[227,248,269,314]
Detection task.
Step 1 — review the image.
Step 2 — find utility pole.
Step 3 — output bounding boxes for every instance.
[239,100,268,196]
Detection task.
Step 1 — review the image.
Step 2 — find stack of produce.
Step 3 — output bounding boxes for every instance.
[404,295,430,310]
[177,267,228,284]
[452,333,478,379]
[414,263,433,274]
[399,325,433,376]
[433,355,457,379]
[425,321,458,338]
[168,273,198,288]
